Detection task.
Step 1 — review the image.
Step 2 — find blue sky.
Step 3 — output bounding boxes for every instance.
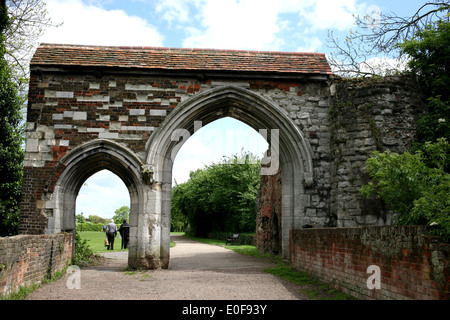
[36,0,428,218]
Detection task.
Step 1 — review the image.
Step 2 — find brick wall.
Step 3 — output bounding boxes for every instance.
[289,225,449,300]
[0,233,74,298]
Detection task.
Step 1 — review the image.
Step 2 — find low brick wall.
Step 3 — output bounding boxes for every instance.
[289,225,449,300]
[0,233,74,298]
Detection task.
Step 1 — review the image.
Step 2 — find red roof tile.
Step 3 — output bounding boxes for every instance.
[31,43,332,75]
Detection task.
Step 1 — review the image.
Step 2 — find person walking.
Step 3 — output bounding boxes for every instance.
[105,219,117,250]
[119,218,130,249]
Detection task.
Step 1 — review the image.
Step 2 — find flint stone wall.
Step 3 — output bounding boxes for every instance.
[329,75,423,227]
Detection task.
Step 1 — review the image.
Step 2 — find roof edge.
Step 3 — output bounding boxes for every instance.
[30,64,331,80]
[36,43,328,57]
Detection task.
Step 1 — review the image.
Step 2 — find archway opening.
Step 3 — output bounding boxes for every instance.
[49,139,144,268]
[76,169,131,251]
[171,117,269,239]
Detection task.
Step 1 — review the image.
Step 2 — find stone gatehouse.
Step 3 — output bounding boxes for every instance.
[21,43,421,268]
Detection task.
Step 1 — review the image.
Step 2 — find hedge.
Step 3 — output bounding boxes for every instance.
[76,222,104,232]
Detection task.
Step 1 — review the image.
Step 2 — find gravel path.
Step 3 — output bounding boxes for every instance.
[25,235,308,300]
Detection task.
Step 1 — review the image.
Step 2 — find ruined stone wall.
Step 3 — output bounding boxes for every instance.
[290,226,449,300]
[0,233,74,298]
[22,68,333,234]
[329,75,423,227]
[256,75,424,253]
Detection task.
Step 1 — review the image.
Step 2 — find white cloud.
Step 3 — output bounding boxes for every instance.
[156,0,363,52]
[155,0,191,26]
[181,0,283,50]
[41,0,164,46]
[359,56,408,76]
[297,36,323,52]
[297,0,360,33]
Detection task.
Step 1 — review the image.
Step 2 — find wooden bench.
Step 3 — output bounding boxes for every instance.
[226,233,240,245]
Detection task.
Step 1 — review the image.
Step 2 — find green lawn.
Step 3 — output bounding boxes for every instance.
[79,231,177,253]
[79,231,128,253]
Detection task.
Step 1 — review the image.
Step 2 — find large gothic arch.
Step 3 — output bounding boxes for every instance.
[145,85,314,263]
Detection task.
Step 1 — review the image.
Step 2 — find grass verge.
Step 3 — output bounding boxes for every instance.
[2,266,69,300]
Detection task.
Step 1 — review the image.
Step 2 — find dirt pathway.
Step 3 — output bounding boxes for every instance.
[25,235,308,300]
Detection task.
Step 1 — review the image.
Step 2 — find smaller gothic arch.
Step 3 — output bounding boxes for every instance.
[44,139,145,264]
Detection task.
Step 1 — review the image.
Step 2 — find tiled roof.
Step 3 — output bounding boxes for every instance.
[31,43,332,76]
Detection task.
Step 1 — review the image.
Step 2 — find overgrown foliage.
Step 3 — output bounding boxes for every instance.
[72,231,98,267]
[359,7,450,242]
[361,138,450,241]
[399,18,450,146]
[0,1,24,237]
[0,1,58,236]
[171,152,260,237]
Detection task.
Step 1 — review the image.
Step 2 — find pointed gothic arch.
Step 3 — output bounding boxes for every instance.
[144,85,314,263]
[46,139,147,266]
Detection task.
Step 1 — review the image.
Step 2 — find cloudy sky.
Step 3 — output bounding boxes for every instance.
[35,0,425,218]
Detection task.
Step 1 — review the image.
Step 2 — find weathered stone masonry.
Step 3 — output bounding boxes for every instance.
[329,76,423,227]
[22,72,181,234]
[256,75,423,254]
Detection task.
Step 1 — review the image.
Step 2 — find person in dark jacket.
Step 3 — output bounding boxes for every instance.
[105,219,117,250]
[119,218,130,249]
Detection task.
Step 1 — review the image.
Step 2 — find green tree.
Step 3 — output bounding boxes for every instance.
[0,1,24,236]
[88,214,109,225]
[171,152,261,237]
[5,0,57,89]
[75,214,85,224]
[113,206,130,224]
[399,18,450,146]
[170,193,189,232]
[361,138,450,241]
